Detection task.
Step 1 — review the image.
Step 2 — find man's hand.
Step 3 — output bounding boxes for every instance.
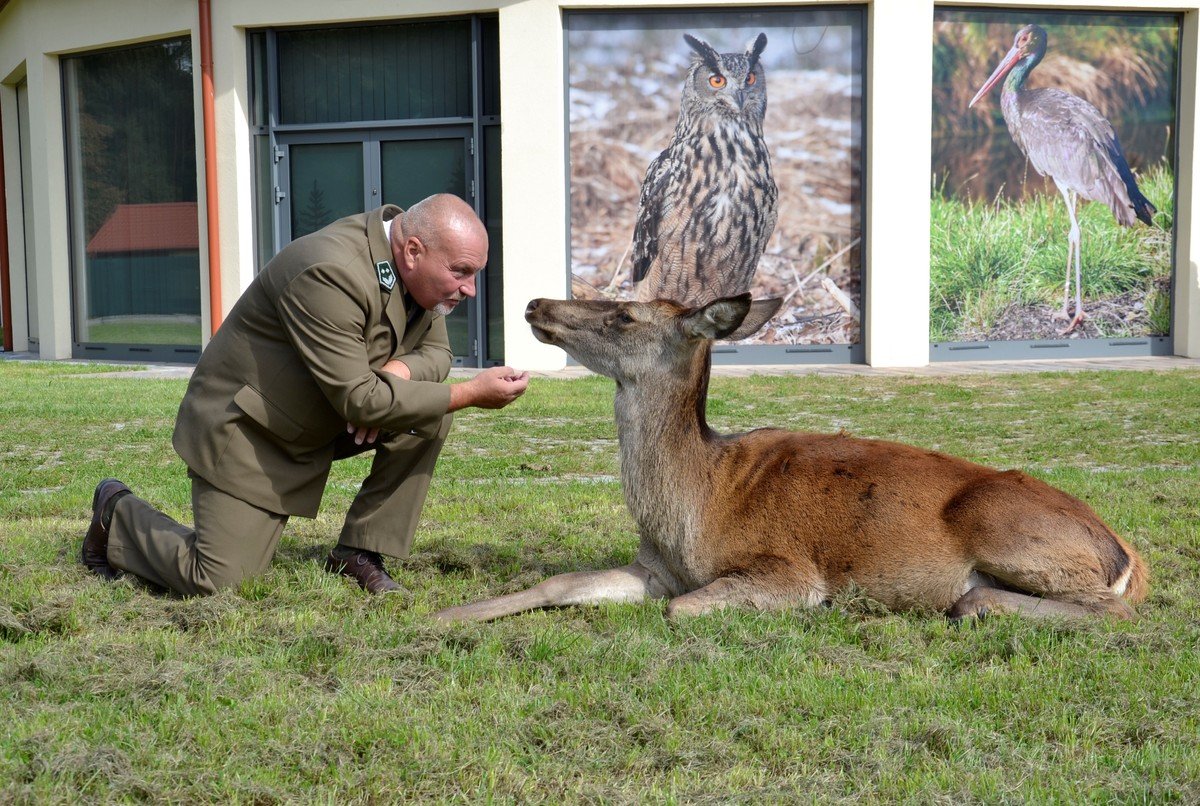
[346,359,412,444]
[449,366,530,411]
[346,422,381,445]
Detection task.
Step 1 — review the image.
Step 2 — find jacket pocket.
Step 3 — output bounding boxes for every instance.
[233,384,304,442]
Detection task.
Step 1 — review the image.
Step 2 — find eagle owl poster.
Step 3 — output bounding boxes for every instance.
[566,9,865,358]
[931,8,1179,349]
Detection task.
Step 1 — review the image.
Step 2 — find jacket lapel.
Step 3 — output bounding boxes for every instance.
[369,205,435,351]
[370,205,409,339]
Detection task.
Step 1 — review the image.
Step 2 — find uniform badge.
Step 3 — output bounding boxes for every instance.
[376,260,397,291]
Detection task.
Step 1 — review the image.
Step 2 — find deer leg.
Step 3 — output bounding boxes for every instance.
[433,561,670,623]
[666,568,824,619]
[948,586,1136,622]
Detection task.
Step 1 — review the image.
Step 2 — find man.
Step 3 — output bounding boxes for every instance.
[81,194,529,595]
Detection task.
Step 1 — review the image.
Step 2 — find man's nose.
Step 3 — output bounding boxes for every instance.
[460,274,477,298]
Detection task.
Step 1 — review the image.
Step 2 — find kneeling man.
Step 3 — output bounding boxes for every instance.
[83,194,528,595]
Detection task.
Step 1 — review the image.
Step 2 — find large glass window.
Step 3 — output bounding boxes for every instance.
[276,21,472,124]
[63,37,201,359]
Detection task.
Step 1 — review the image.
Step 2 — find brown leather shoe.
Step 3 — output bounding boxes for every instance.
[324,548,403,594]
[81,478,131,580]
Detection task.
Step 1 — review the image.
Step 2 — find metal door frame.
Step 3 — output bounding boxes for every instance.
[275,126,481,365]
[256,17,497,365]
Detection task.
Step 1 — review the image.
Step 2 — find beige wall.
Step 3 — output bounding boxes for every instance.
[1,0,1197,367]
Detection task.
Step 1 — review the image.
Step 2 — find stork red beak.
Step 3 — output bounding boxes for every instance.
[969,44,1022,108]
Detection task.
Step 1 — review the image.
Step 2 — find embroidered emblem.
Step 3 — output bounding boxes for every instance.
[376,260,397,291]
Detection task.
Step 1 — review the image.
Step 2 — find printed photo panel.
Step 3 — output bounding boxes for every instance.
[932,8,1179,345]
[566,8,865,348]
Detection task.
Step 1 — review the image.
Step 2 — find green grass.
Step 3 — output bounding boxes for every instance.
[2,360,1199,801]
[931,164,1175,342]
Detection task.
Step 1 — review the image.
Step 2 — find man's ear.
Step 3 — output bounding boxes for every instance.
[399,236,424,272]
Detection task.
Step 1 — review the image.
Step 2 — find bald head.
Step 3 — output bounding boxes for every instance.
[392,194,488,316]
[400,194,486,253]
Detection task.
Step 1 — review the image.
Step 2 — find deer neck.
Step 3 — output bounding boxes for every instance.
[613,347,717,539]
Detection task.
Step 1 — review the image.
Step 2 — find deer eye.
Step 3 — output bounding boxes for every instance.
[708,74,726,89]
[746,72,757,86]
[617,311,636,325]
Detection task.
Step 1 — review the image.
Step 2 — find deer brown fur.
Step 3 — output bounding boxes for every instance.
[434,295,1148,623]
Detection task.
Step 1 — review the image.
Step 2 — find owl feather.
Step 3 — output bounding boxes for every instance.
[632,32,778,306]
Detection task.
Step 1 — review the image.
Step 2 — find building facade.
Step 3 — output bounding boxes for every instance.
[2,0,1198,370]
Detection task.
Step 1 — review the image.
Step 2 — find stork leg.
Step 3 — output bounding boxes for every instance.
[1069,208,1086,330]
[1054,185,1086,334]
[1058,216,1074,320]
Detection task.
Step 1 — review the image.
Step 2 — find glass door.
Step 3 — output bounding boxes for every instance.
[378,134,473,361]
[285,141,366,240]
[277,128,478,363]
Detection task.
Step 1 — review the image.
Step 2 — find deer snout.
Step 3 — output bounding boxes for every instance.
[526,298,557,344]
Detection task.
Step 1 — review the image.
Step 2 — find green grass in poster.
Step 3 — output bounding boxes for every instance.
[931,164,1174,343]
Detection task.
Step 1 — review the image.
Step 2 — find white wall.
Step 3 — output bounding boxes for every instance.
[0,69,29,352]
[496,0,572,371]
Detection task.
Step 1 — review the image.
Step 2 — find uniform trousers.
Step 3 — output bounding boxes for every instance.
[106,413,453,596]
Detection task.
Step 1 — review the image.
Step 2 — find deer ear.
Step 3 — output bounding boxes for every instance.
[725,297,782,340]
[682,294,753,340]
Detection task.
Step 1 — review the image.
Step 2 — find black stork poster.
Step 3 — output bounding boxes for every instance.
[931,8,1179,347]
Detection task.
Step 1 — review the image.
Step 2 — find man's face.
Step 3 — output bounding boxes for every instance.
[399,228,487,315]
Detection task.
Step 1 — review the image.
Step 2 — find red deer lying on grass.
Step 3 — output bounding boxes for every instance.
[434,295,1148,623]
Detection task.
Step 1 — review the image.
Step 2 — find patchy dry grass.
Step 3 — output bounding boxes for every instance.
[1,360,1198,801]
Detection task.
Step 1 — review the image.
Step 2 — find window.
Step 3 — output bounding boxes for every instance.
[63,37,201,360]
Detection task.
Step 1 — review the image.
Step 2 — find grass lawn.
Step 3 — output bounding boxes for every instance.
[1,359,1198,801]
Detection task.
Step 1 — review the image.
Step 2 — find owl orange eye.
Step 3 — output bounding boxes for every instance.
[708,75,726,89]
[746,72,757,86]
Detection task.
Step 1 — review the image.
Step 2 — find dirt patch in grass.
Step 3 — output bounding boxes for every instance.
[956,283,1169,342]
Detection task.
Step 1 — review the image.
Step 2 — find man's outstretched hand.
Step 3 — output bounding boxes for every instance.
[449,366,530,411]
[347,365,529,444]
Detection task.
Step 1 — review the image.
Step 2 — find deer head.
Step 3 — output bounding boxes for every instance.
[525,295,782,381]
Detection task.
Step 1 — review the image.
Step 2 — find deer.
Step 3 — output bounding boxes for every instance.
[433,294,1148,623]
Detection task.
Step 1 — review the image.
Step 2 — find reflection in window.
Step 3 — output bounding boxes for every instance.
[64,38,200,348]
[288,142,364,239]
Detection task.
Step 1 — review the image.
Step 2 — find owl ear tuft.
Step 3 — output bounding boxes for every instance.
[683,34,722,73]
[746,33,767,72]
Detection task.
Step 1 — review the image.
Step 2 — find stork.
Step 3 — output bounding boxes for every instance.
[969,24,1156,334]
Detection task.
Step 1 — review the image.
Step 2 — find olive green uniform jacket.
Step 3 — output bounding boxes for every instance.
[172,205,453,518]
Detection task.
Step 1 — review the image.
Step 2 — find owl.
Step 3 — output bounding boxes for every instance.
[631,32,778,306]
